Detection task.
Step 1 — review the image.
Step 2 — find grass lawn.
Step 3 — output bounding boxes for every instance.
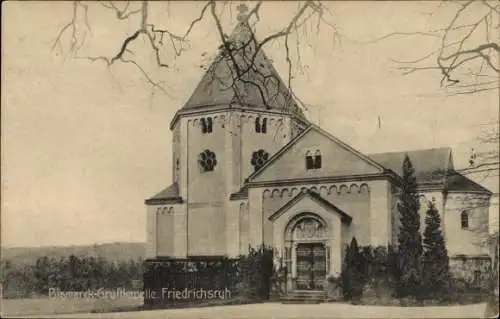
[1,296,493,318]
[0,295,254,317]
[0,296,143,317]
[3,302,490,319]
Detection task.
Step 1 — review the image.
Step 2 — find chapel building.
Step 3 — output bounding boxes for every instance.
[145,9,492,291]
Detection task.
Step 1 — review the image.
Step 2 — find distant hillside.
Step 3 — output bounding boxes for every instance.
[1,242,145,265]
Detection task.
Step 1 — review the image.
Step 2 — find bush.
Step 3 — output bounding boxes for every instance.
[396,155,423,299]
[326,275,342,301]
[341,238,364,301]
[340,243,400,303]
[337,239,488,306]
[239,245,275,301]
[439,277,489,305]
[1,255,143,298]
[422,201,451,299]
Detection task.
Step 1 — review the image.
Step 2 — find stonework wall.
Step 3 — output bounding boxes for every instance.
[369,180,391,246]
[449,256,491,288]
[252,128,382,183]
[186,114,227,204]
[269,196,344,275]
[159,109,297,257]
[172,123,181,185]
[147,203,186,258]
[173,204,188,257]
[259,182,372,246]
[154,107,492,262]
[238,112,292,187]
[248,187,264,247]
[390,185,400,245]
[156,206,175,256]
[443,193,490,256]
[290,119,308,139]
[179,118,189,200]
[187,204,225,256]
[238,201,250,255]
[145,205,157,259]
[182,113,230,256]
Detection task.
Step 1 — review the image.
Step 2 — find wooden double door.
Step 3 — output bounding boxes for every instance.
[295,243,327,290]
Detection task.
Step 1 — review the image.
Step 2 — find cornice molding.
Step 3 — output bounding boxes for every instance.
[169,104,309,129]
[268,189,353,225]
[246,172,397,189]
[144,197,184,206]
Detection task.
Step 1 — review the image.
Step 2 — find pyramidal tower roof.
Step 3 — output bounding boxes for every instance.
[177,4,307,122]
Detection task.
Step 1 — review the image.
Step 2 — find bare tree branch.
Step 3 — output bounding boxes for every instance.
[367,0,499,94]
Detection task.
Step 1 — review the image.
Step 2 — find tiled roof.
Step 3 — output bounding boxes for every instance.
[368,147,491,194]
[368,147,452,179]
[445,171,492,194]
[145,183,183,205]
[178,19,306,121]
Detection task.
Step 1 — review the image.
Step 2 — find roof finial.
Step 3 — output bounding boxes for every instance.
[237,3,249,22]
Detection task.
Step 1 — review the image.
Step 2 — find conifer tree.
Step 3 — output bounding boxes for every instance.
[422,201,450,298]
[341,237,364,301]
[349,238,364,300]
[396,155,423,298]
[341,242,353,300]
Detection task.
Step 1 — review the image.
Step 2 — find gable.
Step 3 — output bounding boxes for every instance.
[249,125,385,183]
[268,190,352,225]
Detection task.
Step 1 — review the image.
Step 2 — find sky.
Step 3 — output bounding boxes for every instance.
[2,1,498,248]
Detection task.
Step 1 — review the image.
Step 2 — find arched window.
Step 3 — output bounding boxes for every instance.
[255,118,261,133]
[251,149,269,171]
[461,210,469,229]
[200,117,213,134]
[305,151,314,169]
[200,118,207,134]
[261,118,267,133]
[206,117,213,133]
[313,150,322,169]
[198,150,217,172]
[306,150,321,169]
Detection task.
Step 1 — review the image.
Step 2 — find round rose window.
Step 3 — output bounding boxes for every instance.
[199,150,217,172]
[251,149,269,171]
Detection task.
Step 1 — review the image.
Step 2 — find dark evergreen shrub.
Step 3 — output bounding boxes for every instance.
[396,155,423,299]
[341,238,364,301]
[422,201,451,300]
[239,245,275,301]
[341,243,353,300]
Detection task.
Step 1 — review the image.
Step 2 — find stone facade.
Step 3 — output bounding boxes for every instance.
[144,11,493,291]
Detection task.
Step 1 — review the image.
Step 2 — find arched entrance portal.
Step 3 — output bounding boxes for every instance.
[284,213,330,290]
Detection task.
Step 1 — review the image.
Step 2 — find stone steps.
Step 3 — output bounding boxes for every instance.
[280,290,328,304]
